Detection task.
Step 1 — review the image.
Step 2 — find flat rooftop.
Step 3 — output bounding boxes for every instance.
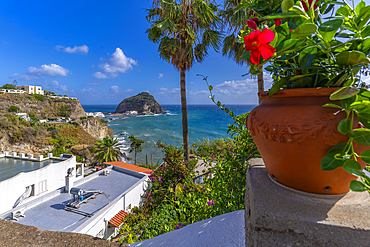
[7,168,143,232]
[0,157,61,182]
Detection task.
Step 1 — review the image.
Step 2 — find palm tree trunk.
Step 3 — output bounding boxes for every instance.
[135,149,137,164]
[258,67,264,105]
[180,69,190,162]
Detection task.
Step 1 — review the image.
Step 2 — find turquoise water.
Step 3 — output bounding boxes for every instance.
[82,105,256,164]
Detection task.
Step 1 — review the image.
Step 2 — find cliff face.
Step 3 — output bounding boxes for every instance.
[0,93,86,119]
[115,92,165,115]
[78,118,113,140]
[0,114,112,156]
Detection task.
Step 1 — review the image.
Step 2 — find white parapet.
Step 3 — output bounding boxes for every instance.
[11,152,17,157]
[28,154,33,159]
[4,151,9,156]
[48,153,53,158]
[20,153,25,158]
[37,155,43,161]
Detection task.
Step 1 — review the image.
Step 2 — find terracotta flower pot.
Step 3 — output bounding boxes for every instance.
[246,88,366,194]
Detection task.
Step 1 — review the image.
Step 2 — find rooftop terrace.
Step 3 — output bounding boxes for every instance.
[5,168,143,232]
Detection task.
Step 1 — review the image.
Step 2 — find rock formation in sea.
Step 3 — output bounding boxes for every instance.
[115,92,166,115]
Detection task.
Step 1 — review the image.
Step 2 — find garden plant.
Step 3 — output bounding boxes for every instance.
[236,0,370,193]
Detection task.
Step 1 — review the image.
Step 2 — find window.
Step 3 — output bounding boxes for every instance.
[38,180,47,194]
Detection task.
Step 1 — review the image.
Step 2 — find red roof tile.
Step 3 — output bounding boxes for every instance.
[109,210,129,227]
[105,161,153,175]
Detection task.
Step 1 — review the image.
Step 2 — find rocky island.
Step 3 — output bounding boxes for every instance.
[115,92,165,115]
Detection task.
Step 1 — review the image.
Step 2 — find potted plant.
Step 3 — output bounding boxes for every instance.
[238,0,370,194]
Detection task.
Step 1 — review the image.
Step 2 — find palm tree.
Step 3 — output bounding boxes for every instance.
[221,0,280,104]
[92,136,124,165]
[128,135,145,164]
[146,0,221,161]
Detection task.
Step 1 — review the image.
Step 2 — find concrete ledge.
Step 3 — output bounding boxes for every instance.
[0,218,127,246]
[245,158,370,247]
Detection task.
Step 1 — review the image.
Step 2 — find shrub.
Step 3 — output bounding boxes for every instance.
[33,94,44,101]
[80,117,86,120]
[8,105,19,112]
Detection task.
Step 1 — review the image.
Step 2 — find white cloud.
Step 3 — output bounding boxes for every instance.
[87,80,104,86]
[124,89,133,93]
[159,73,163,79]
[42,80,68,92]
[109,85,121,94]
[160,87,167,92]
[10,64,70,80]
[27,64,69,77]
[56,45,89,54]
[92,48,137,79]
[214,72,273,96]
[92,72,108,79]
[170,88,180,94]
[81,88,98,94]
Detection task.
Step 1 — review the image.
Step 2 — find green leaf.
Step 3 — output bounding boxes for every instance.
[350,180,367,191]
[268,78,287,96]
[282,0,294,13]
[355,0,365,15]
[241,50,250,61]
[321,142,347,171]
[360,149,370,163]
[262,12,306,20]
[291,77,312,88]
[325,71,348,87]
[358,114,370,129]
[343,160,365,177]
[275,39,299,53]
[359,38,370,54]
[348,129,370,145]
[336,51,370,66]
[357,5,370,29]
[362,26,370,39]
[321,154,345,171]
[319,19,343,43]
[359,88,370,99]
[338,119,351,134]
[291,23,317,39]
[336,6,349,17]
[328,142,347,155]
[322,103,343,109]
[330,87,359,100]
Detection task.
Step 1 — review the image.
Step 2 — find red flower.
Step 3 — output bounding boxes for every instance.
[301,0,319,11]
[275,18,283,26]
[244,28,276,65]
[247,19,258,30]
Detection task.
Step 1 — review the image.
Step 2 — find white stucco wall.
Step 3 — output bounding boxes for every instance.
[0,155,76,214]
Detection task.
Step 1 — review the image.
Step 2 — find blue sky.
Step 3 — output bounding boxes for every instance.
[0,1,270,105]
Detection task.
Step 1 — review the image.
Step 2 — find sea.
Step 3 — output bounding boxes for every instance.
[82,104,256,165]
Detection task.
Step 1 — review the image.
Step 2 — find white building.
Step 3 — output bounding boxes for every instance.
[17,85,44,95]
[15,113,30,121]
[86,112,105,118]
[0,156,151,240]
[0,89,26,94]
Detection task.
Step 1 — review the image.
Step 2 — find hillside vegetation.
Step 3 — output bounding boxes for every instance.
[0,93,86,119]
[0,114,110,159]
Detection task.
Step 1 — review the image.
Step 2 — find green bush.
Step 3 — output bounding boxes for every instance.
[118,111,259,243]
[8,105,19,112]
[33,94,44,101]
[80,117,86,120]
